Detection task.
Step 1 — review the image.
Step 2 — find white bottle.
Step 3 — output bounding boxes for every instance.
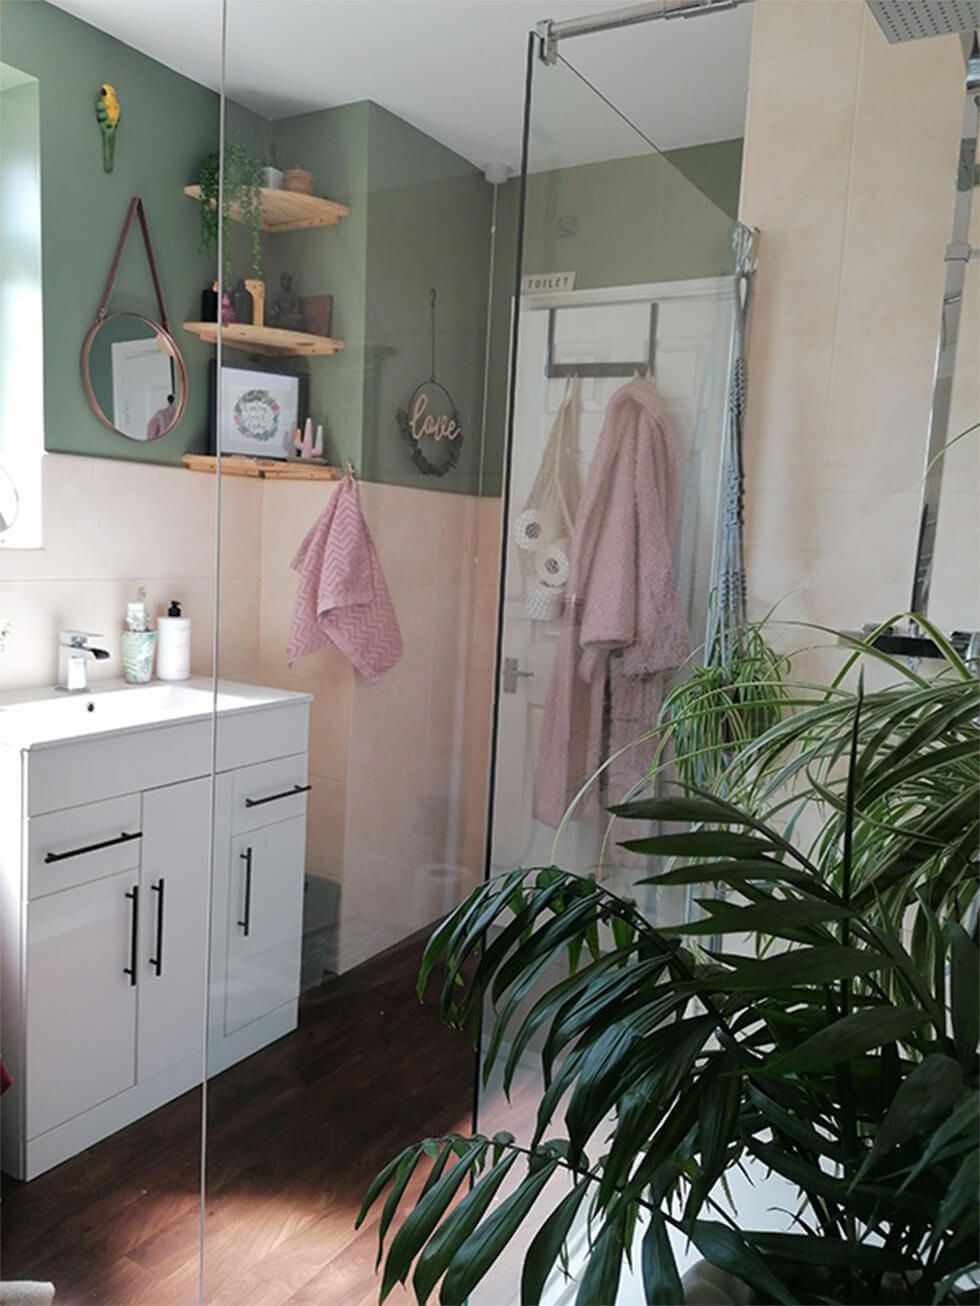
[157,599,191,681]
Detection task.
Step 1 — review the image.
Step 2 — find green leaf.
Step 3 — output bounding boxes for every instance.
[689,1221,797,1304]
[700,945,895,991]
[641,1211,683,1306]
[949,923,979,1070]
[610,795,752,825]
[501,950,635,1096]
[662,900,853,937]
[575,1212,626,1306]
[380,1140,487,1299]
[520,1181,590,1306]
[375,1146,425,1274]
[932,1149,980,1248]
[356,1143,416,1229]
[746,1084,845,1161]
[638,859,819,890]
[853,1054,963,1185]
[749,1232,915,1271]
[897,1093,978,1192]
[696,1058,743,1194]
[411,1151,518,1304]
[439,1159,559,1303]
[621,831,777,858]
[764,1006,928,1073]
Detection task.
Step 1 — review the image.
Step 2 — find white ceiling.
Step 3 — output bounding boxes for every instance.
[49,0,752,171]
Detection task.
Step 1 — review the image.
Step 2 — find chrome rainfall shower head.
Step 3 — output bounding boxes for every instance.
[866,0,979,43]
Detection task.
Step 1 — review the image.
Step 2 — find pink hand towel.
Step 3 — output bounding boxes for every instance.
[288,475,403,679]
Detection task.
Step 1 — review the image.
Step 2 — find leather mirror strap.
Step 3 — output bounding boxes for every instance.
[95,195,171,333]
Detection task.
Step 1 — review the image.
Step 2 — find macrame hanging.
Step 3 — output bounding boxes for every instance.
[705,223,758,667]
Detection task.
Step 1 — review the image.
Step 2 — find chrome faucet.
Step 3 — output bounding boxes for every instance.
[57,630,110,693]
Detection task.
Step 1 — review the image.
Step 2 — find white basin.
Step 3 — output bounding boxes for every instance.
[0,678,310,748]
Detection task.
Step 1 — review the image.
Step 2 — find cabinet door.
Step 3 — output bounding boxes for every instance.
[138,777,211,1083]
[26,871,138,1138]
[224,816,305,1035]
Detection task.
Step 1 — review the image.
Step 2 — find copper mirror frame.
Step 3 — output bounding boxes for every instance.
[80,195,189,441]
[81,312,188,439]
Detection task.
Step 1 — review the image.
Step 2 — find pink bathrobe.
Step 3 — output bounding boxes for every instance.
[533,377,690,828]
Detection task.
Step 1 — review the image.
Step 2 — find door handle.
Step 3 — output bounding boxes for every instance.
[502,656,533,694]
[45,830,142,864]
[149,878,165,977]
[244,783,311,809]
[123,885,139,986]
[238,847,253,937]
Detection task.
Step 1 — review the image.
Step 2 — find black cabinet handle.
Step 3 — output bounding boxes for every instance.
[45,830,142,864]
[244,783,311,809]
[238,848,253,937]
[124,885,139,986]
[149,878,165,977]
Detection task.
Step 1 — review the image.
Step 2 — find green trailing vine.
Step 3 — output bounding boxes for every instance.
[197,145,263,288]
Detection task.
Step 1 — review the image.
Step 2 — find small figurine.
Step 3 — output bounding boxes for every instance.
[268,271,305,331]
[95,83,121,173]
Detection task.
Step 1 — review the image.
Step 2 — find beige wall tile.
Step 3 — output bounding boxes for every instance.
[741,0,979,640]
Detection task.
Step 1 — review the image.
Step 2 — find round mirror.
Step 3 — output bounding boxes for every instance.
[0,464,19,534]
[81,312,188,442]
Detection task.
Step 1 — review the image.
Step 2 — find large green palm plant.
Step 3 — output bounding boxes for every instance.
[360,642,979,1306]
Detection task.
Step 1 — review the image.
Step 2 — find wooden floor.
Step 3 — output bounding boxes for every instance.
[0,933,478,1306]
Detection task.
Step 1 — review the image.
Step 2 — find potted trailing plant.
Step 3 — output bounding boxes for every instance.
[196,144,263,289]
[360,637,979,1305]
[654,616,788,793]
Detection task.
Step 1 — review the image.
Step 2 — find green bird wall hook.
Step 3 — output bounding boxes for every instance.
[95,83,121,173]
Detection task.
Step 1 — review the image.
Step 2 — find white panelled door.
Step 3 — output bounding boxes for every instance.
[491,283,732,900]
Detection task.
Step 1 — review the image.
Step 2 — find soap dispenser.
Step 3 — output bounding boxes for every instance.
[156,600,191,681]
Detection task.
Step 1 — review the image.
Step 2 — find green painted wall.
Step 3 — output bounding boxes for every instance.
[483,139,743,497]
[255,102,371,473]
[0,0,742,496]
[0,0,219,464]
[361,103,493,496]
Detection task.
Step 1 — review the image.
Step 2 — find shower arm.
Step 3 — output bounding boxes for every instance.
[537,0,744,65]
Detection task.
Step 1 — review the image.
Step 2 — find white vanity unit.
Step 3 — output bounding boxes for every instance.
[0,679,311,1180]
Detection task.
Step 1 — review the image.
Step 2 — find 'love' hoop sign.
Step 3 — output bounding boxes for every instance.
[397,289,463,477]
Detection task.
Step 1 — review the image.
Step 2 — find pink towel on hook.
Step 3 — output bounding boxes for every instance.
[287,474,403,679]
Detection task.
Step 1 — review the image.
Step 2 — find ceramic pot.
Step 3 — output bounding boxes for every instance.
[284,166,314,194]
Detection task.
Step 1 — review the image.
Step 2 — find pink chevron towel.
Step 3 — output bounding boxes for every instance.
[288,475,403,680]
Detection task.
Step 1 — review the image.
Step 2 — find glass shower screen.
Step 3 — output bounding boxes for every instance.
[473,23,742,1304]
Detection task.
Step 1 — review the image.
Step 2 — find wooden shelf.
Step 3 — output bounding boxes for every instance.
[183,454,343,481]
[182,321,344,357]
[184,184,350,232]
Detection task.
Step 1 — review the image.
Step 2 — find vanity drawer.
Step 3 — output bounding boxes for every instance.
[216,703,309,773]
[230,754,310,836]
[28,794,142,899]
